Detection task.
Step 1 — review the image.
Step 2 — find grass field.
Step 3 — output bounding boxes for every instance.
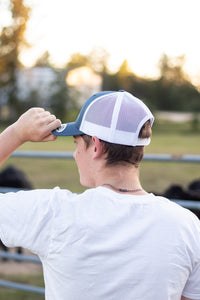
[0,120,199,299]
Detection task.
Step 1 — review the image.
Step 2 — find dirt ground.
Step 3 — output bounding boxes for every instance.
[0,248,42,275]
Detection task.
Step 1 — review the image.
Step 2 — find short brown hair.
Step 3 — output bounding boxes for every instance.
[81,120,152,167]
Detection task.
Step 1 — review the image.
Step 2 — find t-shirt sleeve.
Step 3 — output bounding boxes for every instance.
[0,189,54,258]
[182,215,200,299]
[182,262,200,299]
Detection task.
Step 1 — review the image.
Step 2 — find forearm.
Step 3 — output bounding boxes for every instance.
[0,124,23,165]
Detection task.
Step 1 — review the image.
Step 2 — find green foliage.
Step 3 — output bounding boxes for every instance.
[1,4,200,121]
[66,47,110,73]
[101,54,200,113]
[0,0,30,121]
[66,53,89,69]
[48,69,70,120]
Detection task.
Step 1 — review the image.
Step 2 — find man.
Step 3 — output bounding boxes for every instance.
[0,91,199,300]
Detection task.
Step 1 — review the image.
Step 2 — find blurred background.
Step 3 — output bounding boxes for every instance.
[0,0,200,123]
[0,0,200,192]
[0,1,200,298]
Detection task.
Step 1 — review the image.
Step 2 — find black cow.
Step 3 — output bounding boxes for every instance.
[161,182,200,219]
[188,179,200,192]
[0,165,33,261]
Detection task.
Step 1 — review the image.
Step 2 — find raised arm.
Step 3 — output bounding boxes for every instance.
[0,108,61,166]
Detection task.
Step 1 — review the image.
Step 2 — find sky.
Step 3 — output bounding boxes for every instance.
[1,0,200,86]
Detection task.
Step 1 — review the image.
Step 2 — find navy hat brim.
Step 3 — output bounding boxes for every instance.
[52,122,84,136]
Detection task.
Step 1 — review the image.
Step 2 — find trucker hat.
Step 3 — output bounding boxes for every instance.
[52,90,154,146]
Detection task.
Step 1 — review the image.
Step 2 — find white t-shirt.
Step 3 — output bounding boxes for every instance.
[0,186,200,300]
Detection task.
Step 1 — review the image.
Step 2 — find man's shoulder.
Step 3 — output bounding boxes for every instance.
[155,194,200,228]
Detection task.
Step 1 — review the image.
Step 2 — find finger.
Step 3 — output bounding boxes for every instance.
[34,113,56,129]
[47,119,62,132]
[28,107,45,114]
[41,110,51,117]
[44,114,57,123]
[41,134,58,142]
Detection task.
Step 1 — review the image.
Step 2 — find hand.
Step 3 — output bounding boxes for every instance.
[13,108,61,143]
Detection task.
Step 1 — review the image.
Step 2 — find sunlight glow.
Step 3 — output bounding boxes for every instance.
[3,0,200,86]
[67,67,102,87]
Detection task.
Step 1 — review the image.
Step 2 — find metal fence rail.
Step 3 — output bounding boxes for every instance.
[0,251,40,263]
[172,199,200,210]
[11,150,74,159]
[0,251,44,294]
[0,279,45,295]
[11,150,200,163]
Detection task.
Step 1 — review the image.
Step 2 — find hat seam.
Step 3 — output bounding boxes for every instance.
[110,92,123,141]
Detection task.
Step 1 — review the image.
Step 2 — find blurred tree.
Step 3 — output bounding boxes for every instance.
[116,60,134,91]
[48,69,75,120]
[67,53,89,69]
[101,60,153,110]
[52,49,200,114]
[35,51,52,67]
[153,54,200,111]
[87,47,110,73]
[101,54,200,112]
[101,71,118,91]
[158,53,187,83]
[66,47,110,74]
[0,0,30,121]
[102,60,134,92]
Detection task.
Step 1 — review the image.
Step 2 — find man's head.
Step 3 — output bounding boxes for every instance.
[53,90,154,170]
[53,90,154,147]
[81,119,152,167]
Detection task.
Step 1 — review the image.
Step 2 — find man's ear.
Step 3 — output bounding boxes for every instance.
[92,136,104,159]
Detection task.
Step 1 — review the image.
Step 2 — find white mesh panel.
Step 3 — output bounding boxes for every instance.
[84,96,116,128]
[116,96,147,133]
